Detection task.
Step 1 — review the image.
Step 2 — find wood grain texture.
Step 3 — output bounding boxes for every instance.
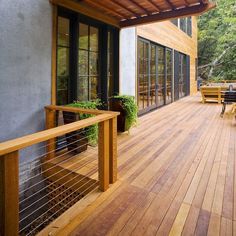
[50,0,120,27]
[98,120,110,191]
[45,108,56,160]
[0,151,19,236]
[109,117,118,184]
[49,0,214,27]
[41,94,236,235]
[0,113,114,156]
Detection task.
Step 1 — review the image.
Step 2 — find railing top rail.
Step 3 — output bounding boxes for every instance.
[0,113,116,156]
[45,105,120,116]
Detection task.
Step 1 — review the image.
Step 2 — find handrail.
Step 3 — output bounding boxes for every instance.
[0,105,119,236]
[45,105,119,116]
[0,113,113,156]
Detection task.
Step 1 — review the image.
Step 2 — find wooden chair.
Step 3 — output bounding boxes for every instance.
[200,86,222,104]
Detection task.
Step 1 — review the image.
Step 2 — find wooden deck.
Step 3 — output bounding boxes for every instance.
[46,95,236,236]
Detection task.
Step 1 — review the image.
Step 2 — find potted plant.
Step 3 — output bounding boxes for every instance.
[63,100,100,154]
[110,95,138,132]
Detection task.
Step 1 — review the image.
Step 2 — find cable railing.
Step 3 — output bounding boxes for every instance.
[0,105,119,236]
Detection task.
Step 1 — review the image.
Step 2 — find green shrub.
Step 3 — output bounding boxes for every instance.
[67,99,101,146]
[113,95,138,131]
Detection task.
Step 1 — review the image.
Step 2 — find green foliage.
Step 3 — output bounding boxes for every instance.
[67,100,101,146]
[113,95,138,131]
[198,0,236,80]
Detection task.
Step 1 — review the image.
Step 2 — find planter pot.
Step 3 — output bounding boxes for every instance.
[63,111,88,154]
[109,99,127,132]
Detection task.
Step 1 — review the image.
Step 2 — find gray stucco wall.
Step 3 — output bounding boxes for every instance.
[119,27,137,97]
[0,0,52,143]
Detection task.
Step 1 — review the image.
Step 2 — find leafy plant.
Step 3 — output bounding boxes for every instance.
[67,99,101,146]
[113,95,138,131]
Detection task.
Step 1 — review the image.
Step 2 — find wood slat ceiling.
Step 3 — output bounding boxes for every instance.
[51,0,216,27]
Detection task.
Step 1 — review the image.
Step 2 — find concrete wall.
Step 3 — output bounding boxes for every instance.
[119,27,137,97]
[0,0,52,143]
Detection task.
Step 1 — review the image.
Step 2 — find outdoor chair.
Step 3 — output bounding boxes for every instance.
[200,86,222,103]
[220,90,236,117]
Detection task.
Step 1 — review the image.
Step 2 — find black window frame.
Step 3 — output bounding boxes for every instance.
[174,50,190,101]
[56,7,119,106]
[170,17,192,37]
[137,37,174,115]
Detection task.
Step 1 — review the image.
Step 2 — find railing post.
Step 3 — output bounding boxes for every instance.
[109,117,117,184]
[45,108,56,160]
[98,120,110,191]
[0,151,19,236]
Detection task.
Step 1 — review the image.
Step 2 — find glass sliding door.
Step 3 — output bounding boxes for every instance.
[57,16,70,105]
[138,38,175,114]
[149,45,157,109]
[166,49,172,104]
[107,30,114,99]
[138,40,149,112]
[78,23,99,101]
[157,46,165,107]
[178,53,187,98]
[56,9,119,106]
[174,51,189,101]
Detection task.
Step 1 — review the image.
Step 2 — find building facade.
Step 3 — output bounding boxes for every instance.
[120,17,197,115]
[0,0,198,142]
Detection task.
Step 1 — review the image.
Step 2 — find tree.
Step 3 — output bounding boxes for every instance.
[198,0,236,81]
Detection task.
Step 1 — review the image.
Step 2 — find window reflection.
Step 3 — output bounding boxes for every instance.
[78,23,99,101]
[138,39,174,114]
[178,53,187,98]
[157,46,165,107]
[166,50,172,104]
[57,17,70,105]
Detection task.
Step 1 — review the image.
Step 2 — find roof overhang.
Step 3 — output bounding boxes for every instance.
[50,0,216,28]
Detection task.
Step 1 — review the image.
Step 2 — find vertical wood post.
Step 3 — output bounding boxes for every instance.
[98,120,109,191]
[218,87,221,104]
[109,117,117,184]
[0,151,19,236]
[45,108,56,160]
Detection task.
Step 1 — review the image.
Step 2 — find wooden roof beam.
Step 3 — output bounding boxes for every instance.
[120,2,216,27]
[126,0,150,15]
[165,0,175,10]
[84,0,128,19]
[146,0,161,12]
[111,0,140,18]
[183,0,190,6]
[50,0,120,27]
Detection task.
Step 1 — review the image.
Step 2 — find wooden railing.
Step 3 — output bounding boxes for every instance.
[0,105,119,236]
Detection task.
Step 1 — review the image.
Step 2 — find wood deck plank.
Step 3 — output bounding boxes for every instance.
[41,95,236,236]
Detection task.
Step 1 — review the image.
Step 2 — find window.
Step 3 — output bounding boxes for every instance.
[170,17,192,37]
[171,19,178,26]
[178,53,187,98]
[138,39,149,111]
[166,49,173,104]
[78,23,99,101]
[157,46,165,107]
[180,18,187,32]
[57,17,70,105]
[187,17,192,36]
[174,51,190,101]
[137,37,174,114]
[56,9,119,106]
